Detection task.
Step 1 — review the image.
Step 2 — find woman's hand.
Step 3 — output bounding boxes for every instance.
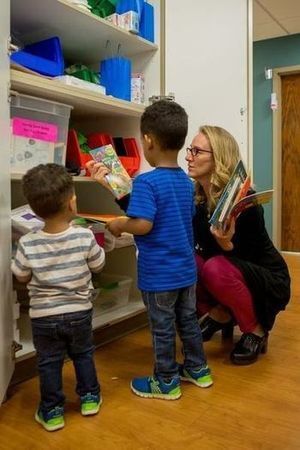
[210,219,235,251]
[86,161,112,192]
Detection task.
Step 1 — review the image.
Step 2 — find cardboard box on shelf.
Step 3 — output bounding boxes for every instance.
[119,10,139,34]
[131,72,145,104]
[105,13,119,26]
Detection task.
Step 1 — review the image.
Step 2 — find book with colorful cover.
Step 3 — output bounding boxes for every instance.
[89,144,132,199]
[229,190,273,220]
[209,160,247,227]
[234,174,251,205]
[209,159,273,228]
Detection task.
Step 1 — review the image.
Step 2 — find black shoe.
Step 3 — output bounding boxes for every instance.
[230,332,268,365]
[199,315,234,342]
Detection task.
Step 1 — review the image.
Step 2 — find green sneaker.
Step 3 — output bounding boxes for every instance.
[131,376,182,400]
[80,393,102,416]
[35,406,64,431]
[179,364,213,388]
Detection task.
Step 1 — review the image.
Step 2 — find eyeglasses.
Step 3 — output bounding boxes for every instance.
[186,146,213,157]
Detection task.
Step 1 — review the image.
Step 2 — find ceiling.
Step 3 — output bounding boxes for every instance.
[253,0,300,41]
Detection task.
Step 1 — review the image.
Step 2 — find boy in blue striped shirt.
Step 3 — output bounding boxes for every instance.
[11,164,105,431]
[106,100,213,399]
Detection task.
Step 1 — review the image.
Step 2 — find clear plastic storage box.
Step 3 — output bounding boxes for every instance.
[93,273,132,314]
[10,93,72,173]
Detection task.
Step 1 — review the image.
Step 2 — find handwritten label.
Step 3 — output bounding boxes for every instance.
[12,118,58,143]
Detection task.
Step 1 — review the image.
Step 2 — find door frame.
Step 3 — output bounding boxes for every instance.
[272,65,300,251]
[248,0,253,174]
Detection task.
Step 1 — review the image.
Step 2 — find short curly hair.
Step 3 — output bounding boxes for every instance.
[22,163,74,219]
[140,100,188,150]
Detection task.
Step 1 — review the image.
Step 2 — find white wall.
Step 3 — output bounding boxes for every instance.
[165,0,251,168]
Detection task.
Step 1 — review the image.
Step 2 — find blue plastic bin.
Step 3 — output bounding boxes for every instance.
[139,1,154,42]
[100,56,131,101]
[116,0,144,18]
[10,37,64,77]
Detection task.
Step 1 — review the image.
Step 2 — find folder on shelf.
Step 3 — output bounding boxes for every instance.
[77,212,125,223]
[12,204,44,235]
[76,213,134,250]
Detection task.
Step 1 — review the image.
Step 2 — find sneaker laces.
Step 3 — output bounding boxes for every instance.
[48,406,63,419]
[149,376,177,393]
[81,393,98,403]
[149,377,162,394]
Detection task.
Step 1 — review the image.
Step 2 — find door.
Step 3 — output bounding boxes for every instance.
[281,73,300,251]
[164,0,251,168]
[0,0,14,404]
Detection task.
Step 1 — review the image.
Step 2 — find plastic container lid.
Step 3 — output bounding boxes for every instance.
[11,92,73,118]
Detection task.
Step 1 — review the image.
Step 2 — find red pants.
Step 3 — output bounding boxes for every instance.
[195,254,258,333]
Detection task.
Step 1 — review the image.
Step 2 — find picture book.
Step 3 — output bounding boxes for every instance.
[229,190,273,221]
[209,160,273,228]
[89,144,132,199]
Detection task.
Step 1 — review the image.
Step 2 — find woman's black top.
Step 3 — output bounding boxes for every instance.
[193,202,291,331]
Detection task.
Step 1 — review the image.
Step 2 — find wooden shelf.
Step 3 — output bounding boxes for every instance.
[11,69,145,118]
[11,172,95,182]
[11,0,158,64]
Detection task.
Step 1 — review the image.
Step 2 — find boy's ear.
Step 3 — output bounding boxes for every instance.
[69,194,77,213]
[143,133,154,150]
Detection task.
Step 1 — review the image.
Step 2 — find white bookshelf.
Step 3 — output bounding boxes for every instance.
[11,0,158,64]
[92,300,145,330]
[16,312,35,360]
[9,0,158,366]
[11,70,145,119]
[16,300,145,362]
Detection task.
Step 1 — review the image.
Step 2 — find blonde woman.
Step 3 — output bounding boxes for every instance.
[187,126,290,365]
[87,125,290,366]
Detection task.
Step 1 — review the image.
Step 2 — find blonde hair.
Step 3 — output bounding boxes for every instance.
[195,125,241,212]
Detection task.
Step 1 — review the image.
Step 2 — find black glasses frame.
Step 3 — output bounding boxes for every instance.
[186,146,213,157]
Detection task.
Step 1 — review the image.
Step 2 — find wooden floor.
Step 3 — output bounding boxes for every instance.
[0,254,299,450]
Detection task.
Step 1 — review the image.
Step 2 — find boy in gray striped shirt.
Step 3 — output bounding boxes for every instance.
[11,164,105,432]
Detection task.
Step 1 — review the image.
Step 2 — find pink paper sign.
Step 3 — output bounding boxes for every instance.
[12,118,58,142]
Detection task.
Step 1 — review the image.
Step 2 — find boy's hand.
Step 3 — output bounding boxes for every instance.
[106,217,152,237]
[210,219,235,251]
[13,273,32,284]
[106,218,128,237]
[86,161,113,192]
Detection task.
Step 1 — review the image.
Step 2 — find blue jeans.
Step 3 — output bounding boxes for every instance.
[141,285,207,381]
[31,309,100,414]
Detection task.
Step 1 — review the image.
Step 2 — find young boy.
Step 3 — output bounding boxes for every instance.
[11,164,105,431]
[106,100,213,399]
